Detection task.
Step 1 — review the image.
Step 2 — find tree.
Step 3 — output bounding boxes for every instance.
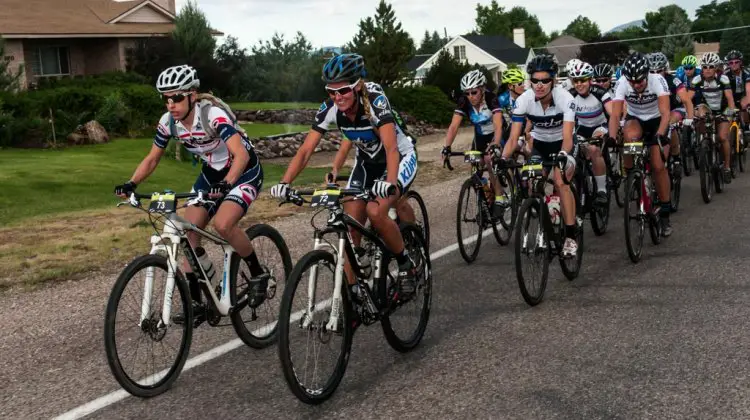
[720,14,750,60]
[610,26,649,52]
[125,37,181,83]
[215,36,250,99]
[347,0,415,87]
[578,35,630,66]
[662,15,694,64]
[692,0,736,43]
[548,30,561,41]
[474,1,548,47]
[642,4,690,51]
[0,37,22,91]
[563,15,601,42]
[172,0,216,66]
[417,30,448,54]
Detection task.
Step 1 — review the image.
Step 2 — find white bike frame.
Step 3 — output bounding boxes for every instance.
[140,211,237,326]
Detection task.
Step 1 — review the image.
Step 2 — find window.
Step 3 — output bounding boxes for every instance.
[453,45,466,60]
[30,46,70,77]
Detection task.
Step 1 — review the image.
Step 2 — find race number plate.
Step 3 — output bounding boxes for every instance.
[464,150,483,163]
[310,189,341,208]
[148,193,176,213]
[623,142,644,155]
[521,163,543,179]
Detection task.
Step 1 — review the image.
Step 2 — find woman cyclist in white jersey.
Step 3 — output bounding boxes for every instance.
[114,64,269,318]
[269,53,418,297]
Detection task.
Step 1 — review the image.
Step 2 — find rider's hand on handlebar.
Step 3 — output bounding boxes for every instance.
[270,183,289,200]
[371,180,394,198]
[683,118,693,127]
[557,150,569,168]
[441,145,451,157]
[325,171,337,184]
[114,181,136,198]
[209,180,231,199]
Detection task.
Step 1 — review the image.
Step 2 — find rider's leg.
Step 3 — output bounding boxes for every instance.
[649,131,672,235]
[588,128,608,202]
[342,200,367,285]
[622,119,643,172]
[669,111,684,172]
[183,205,210,303]
[553,156,577,257]
[717,119,732,182]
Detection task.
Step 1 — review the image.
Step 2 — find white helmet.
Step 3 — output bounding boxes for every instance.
[156,64,200,93]
[565,59,582,74]
[460,69,486,91]
[701,52,721,67]
[568,61,594,78]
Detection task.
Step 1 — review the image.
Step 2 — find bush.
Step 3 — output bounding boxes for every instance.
[386,85,455,126]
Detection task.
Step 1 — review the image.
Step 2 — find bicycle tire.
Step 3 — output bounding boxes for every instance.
[714,146,725,193]
[229,223,293,349]
[514,198,550,306]
[623,172,644,263]
[381,223,432,352]
[680,126,693,177]
[278,250,352,405]
[589,165,609,236]
[456,178,483,263]
[670,166,681,213]
[491,171,514,246]
[104,254,193,398]
[699,143,713,203]
[730,124,740,178]
[561,182,584,280]
[404,190,431,250]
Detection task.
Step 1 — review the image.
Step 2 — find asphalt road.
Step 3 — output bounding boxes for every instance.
[6,164,750,419]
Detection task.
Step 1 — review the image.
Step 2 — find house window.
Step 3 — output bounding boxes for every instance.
[453,45,466,60]
[30,46,70,77]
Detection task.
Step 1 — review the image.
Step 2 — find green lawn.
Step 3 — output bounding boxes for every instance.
[230,102,320,111]
[241,123,310,138]
[0,138,328,226]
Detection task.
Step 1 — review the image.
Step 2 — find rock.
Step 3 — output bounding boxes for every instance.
[84,120,109,144]
[66,132,87,145]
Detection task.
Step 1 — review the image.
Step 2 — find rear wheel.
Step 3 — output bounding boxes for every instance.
[403,190,430,250]
[492,171,515,246]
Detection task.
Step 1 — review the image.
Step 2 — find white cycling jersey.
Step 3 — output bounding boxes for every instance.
[569,85,611,128]
[612,73,670,121]
[511,87,576,143]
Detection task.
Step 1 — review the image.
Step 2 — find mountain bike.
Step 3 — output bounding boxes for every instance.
[277,185,431,404]
[666,122,683,212]
[695,111,724,203]
[104,190,291,397]
[728,111,744,176]
[622,140,664,263]
[575,136,610,236]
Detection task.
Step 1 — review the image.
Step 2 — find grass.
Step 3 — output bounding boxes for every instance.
[230,102,320,111]
[240,123,310,138]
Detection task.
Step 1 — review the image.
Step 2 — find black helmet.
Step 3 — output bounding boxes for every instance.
[592,63,613,78]
[322,53,366,83]
[726,50,744,62]
[622,52,649,81]
[526,53,559,77]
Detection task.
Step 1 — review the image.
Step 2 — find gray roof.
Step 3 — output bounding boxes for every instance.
[544,35,583,66]
[462,35,530,65]
[406,54,432,71]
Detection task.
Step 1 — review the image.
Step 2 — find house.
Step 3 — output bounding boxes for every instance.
[694,41,720,56]
[407,29,534,85]
[0,0,222,89]
[544,35,584,70]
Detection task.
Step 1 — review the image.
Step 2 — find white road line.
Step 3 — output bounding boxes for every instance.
[52,228,494,420]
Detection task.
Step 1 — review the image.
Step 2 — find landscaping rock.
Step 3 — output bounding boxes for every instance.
[84,120,109,144]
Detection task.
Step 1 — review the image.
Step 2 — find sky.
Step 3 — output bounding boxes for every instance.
[175,0,706,50]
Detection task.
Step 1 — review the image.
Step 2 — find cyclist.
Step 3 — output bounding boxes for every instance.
[560,58,582,91]
[724,50,750,128]
[690,52,737,184]
[442,69,507,212]
[269,53,418,296]
[114,64,267,318]
[608,52,674,236]
[500,54,579,258]
[592,63,615,95]
[647,52,694,177]
[498,67,530,156]
[676,55,701,90]
[567,61,612,205]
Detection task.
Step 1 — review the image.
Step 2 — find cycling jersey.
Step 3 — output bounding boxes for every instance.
[664,75,686,111]
[568,85,611,128]
[313,82,414,163]
[690,74,731,112]
[676,66,701,88]
[511,87,576,143]
[154,103,257,172]
[727,68,750,102]
[498,90,528,144]
[454,90,502,137]
[612,74,670,121]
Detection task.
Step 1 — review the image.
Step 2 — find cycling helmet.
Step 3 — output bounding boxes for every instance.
[725,50,744,62]
[568,61,594,78]
[593,63,613,78]
[460,69,486,90]
[501,68,525,85]
[621,52,649,81]
[647,52,669,72]
[527,54,559,77]
[565,58,582,74]
[156,65,199,93]
[681,55,699,67]
[322,53,366,83]
[701,52,722,67]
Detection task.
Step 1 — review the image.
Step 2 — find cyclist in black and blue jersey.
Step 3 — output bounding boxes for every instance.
[498,68,529,154]
[724,50,750,128]
[442,69,507,214]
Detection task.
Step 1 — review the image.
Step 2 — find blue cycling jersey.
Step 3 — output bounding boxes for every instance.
[675,66,702,88]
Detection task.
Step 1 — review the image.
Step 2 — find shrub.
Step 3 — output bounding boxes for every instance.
[386,85,455,126]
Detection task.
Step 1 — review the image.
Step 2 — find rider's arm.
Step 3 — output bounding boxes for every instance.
[223,134,250,185]
[443,114,464,148]
[502,91,529,158]
[331,137,353,177]
[502,121,523,158]
[129,144,165,185]
[676,88,694,119]
[608,101,623,139]
[280,129,323,184]
[379,122,400,186]
[562,94,576,154]
[656,96,671,136]
[723,77,737,110]
[491,112,503,146]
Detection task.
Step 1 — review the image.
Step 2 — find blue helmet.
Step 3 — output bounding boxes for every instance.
[322,53,366,83]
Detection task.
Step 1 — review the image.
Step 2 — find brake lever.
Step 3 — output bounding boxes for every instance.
[443,156,454,171]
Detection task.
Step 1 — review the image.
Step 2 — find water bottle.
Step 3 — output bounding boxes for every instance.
[194,246,217,284]
[546,193,561,225]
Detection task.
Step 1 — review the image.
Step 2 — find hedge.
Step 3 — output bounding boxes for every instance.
[386,85,455,127]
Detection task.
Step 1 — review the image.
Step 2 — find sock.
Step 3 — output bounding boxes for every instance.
[659,201,672,217]
[595,175,607,193]
[243,252,264,277]
[395,249,409,265]
[185,272,202,303]
[565,224,577,240]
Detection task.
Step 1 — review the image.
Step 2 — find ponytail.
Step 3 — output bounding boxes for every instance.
[358,80,371,117]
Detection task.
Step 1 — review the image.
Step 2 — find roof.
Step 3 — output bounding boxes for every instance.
[462,34,530,64]
[544,35,584,66]
[406,54,431,71]
[0,0,223,37]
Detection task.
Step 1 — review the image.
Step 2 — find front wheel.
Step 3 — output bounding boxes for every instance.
[229,223,293,349]
[514,198,550,306]
[278,250,352,405]
[104,254,193,398]
[456,178,483,263]
[623,172,645,263]
[589,167,610,236]
[699,144,713,203]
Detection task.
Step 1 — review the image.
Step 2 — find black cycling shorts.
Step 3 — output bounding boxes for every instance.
[193,161,263,218]
[625,115,662,147]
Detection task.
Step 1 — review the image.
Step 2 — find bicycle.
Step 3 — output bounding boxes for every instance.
[622,140,665,263]
[444,149,515,263]
[277,185,431,404]
[695,111,724,203]
[666,122,683,213]
[575,136,610,236]
[728,111,744,176]
[513,154,584,306]
[104,190,292,397]
[604,128,626,208]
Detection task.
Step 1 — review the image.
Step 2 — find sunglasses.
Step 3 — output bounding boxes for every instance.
[649,70,665,74]
[464,89,481,96]
[683,66,695,70]
[529,77,553,86]
[162,93,189,104]
[729,60,742,65]
[702,65,716,70]
[325,79,360,96]
[594,78,610,83]
[627,77,647,85]
[572,78,590,84]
